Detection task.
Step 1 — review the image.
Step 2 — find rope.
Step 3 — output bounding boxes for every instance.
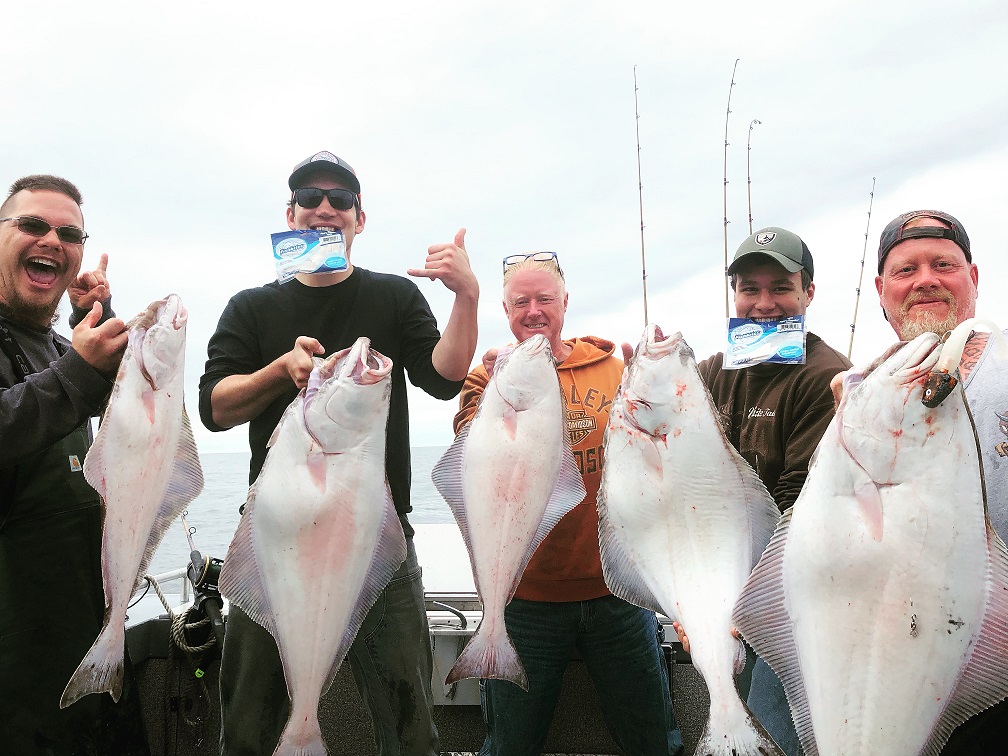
[142,574,218,654]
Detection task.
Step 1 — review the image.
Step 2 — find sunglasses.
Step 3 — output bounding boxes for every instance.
[292,187,358,211]
[502,251,563,277]
[0,215,88,245]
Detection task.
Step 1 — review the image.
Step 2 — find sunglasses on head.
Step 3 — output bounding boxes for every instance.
[502,251,563,276]
[0,215,88,245]
[292,187,358,211]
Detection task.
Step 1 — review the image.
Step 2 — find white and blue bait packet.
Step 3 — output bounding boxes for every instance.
[722,315,807,369]
[271,230,348,283]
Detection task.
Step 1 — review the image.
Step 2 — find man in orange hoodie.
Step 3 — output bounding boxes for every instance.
[453,252,683,756]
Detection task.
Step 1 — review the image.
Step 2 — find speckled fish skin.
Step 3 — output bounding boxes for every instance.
[598,324,783,756]
[61,295,204,708]
[432,334,586,690]
[219,337,406,756]
[733,328,1008,756]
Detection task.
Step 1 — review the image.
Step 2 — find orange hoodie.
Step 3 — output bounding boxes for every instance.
[453,336,622,602]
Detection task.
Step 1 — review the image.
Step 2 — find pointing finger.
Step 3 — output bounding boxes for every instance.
[96,253,109,275]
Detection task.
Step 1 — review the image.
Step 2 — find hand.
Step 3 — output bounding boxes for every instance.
[68,253,111,310]
[671,621,740,655]
[621,342,634,366]
[72,302,127,379]
[408,228,479,299]
[284,336,324,389]
[481,347,499,376]
[830,370,848,409]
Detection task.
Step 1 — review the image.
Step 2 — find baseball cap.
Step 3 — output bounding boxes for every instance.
[877,210,970,273]
[288,151,361,194]
[727,227,814,280]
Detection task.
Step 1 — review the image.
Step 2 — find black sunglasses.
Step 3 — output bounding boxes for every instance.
[0,215,88,245]
[292,187,358,211]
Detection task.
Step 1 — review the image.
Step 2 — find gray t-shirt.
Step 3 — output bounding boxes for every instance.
[963,329,1008,541]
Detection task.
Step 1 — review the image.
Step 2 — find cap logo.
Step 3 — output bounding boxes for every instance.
[755,232,776,245]
[312,150,338,162]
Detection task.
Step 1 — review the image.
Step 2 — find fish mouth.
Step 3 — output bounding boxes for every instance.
[640,324,684,360]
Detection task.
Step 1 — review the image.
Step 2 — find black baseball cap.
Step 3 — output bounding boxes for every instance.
[877,210,970,273]
[728,227,814,280]
[288,151,361,194]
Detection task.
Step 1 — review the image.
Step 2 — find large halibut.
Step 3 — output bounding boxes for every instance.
[598,324,783,756]
[432,334,586,690]
[220,337,406,756]
[732,322,1008,755]
[62,294,204,707]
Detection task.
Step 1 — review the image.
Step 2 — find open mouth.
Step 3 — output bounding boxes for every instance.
[24,257,60,286]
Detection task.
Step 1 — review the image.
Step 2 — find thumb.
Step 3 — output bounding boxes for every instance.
[81,301,103,328]
[296,336,325,355]
[621,342,634,366]
[454,227,466,250]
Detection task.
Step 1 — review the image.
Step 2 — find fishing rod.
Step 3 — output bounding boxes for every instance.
[634,66,649,327]
[180,511,226,649]
[746,119,761,235]
[847,177,877,360]
[722,59,740,319]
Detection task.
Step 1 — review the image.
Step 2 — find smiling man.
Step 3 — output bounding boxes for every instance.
[874,210,1007,754]
[454,253,684,756]
[200,151,479,756]
[0,174,148,755]
[697,226,851,756]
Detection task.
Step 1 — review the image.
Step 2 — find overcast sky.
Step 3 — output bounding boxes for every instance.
[5,0,1006,452]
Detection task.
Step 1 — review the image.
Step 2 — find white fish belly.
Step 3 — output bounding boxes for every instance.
[461,391,564,611]
[784,426,987,753]
[253,425,390,698]
[92,361,184,613]
[604,415,754,700]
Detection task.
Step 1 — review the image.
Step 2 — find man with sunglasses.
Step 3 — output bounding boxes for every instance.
[200,151,479,756]
[453,252,684,756]
[0,174,149,754]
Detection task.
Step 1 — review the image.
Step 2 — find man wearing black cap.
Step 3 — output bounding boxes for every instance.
[200,151,479,755]
[875,210,1008,754]
[694,226,851,756]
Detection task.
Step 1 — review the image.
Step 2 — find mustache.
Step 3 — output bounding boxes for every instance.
[900,288,955,315]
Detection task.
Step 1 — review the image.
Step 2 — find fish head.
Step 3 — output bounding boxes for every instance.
[836,332,945,481]
[490,334,557,412]
[302,336,393,451]
[620,325,695,435]
[127,294,187,390]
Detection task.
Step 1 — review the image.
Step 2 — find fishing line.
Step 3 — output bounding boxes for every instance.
[847,177,876,359]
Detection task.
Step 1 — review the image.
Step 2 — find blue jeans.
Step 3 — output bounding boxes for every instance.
[478,595,683,756]
[220,538,439,756]
[748,656,801,756]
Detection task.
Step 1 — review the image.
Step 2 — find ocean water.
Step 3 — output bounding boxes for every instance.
[148,445,452,577]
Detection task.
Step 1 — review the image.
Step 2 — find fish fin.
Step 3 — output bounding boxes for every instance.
[923,525,1008,755]
[306,448,327,493]
[142,385,156,425]
[322,485,407,696]
[446,616,527,690]
[597,484,665,615]
[431,425,483,597]
[694,706,785,756]
[218,485,279,639]
[132,406,205,593]
[732,508,816,756]
[733,451,781,572]
[83,417,111,499]
[510,437,588,600]
[854,481,884,541]
[642,435,664,478]
[274,716,327,756]
[60,621,125,708]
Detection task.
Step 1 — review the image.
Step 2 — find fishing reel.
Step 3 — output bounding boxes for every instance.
[187,550,226,650]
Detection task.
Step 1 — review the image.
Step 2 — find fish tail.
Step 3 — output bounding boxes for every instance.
[445,627,527,691]
[273,712,328,756]
[697,717,782,756]
[59,626,125,708]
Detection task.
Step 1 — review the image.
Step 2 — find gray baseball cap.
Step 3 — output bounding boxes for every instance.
[728,227,814,280]
[288,151,361,194]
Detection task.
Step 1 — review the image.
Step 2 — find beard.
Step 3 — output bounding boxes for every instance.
[895,289,960,340]
[0,288,62,329]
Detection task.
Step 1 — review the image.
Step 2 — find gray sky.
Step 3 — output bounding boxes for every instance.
[5,0,1006,452]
